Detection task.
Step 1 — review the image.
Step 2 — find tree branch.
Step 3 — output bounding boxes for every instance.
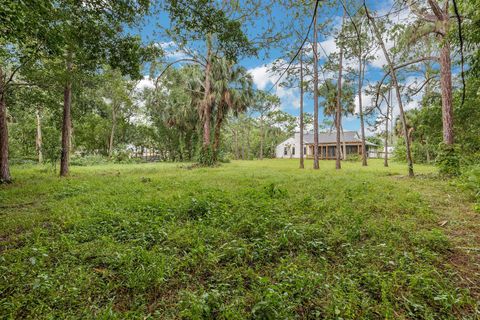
[427,0,445,20]
[407,0,438,22]
[154,58,206,88]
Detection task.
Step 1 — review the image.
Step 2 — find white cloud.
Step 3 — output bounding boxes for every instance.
[248,62,301,110]
[135,76,155,91]
[248,64,273,90]
[317,37,337,58]
[156,41,189,61]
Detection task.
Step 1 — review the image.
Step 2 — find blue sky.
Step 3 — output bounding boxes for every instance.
[131,1,424,134]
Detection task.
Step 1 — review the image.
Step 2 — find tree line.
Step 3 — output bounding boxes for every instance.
[1,0,479,183]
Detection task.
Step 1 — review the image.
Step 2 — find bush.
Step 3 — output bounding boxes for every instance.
[436,143,461,176]
[393,138,407,162]
[345,154,360,162]
[70,155,109,166]
[113,150,141,164]
[197,147,217,167]
[9,158,38,166]
[459,165,480,212]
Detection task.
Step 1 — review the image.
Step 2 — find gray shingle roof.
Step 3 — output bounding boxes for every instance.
[302,131,376,146]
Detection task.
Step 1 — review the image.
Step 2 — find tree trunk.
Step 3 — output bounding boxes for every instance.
[358,57,367,166]
[384,88,390,167]
[299,50,304,169]
[366,6,414,176]
[259,116,264,160]
[0,74,11,183]
[36,109,43,164]
[213,107,223,156]
[60,57,72,177]
[234,128,239,159]
[108,105,116,157]
[425,137,431,163]
[439,38,454,144]
[246,125,251,160]
[202,36,213,150]
[312,13,319,170]
[335,20,344,170]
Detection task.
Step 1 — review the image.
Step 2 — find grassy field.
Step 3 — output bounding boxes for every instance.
[1,159,479,319]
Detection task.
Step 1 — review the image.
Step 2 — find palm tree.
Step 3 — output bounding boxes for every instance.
[210,58,254,157]
[318,79,355,159]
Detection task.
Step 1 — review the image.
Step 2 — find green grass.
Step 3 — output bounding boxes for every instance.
[1,159,479,319]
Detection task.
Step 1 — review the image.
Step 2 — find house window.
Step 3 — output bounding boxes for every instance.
[303,147,306,154]
[284,147,288,155]
[292,147,295,155]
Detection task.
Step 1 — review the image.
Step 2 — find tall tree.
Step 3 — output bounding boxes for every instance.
[340,3,376,166]
[312,11,320,170]
[335,12,346,169]
[211,58,254,158]
[252,91,279,160]
[365,4,415,177]
[405,0,455,145]
[164,0,257,164]
[299,50,305,169]
[0,0,54,182]
[53,0,149,176]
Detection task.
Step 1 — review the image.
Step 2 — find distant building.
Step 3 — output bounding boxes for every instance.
[275,131,376,159]
[369,146,395,159]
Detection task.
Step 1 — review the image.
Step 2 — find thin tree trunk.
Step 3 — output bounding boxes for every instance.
[299,50,304,169]
[108,105,116,157]
[241,125,245,160]
[246,124,251,160]
[234,127,239,159]
[0,73,11,183]
[312,13,319,170]
[366,6,414,176]
[384,87,391,167]
[259,116,264,160]
[425,137,431,163]
[439,39,454,144]
[359,57,367,166]
[36,109,43,164]
[335,15,344,170]
[60,57,72,177]
[202,36,213,149]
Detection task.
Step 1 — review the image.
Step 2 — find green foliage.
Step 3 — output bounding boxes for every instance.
[1,160,478,318]
[264,182,287,199]
[458,165,480,212]
[436,143,461,177]
[164,0,256,61]
[41,126,61,168]
[70,155,109,167]
[197,146,217,167]
[345,154,360,162]
[393,78,480,167]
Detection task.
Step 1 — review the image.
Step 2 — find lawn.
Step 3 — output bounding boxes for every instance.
[1,159,479,319]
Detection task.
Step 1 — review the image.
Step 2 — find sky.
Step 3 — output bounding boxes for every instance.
[130,0,426,135]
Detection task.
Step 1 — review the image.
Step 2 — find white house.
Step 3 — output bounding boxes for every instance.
[275,131,376,159]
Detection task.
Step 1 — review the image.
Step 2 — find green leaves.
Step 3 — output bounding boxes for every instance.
[164,0,256,61]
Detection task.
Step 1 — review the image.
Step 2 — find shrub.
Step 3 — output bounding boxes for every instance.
[459,165,480,212]
[436,143,461,176]
[70,154,108,166]
[345,154,360,162]
[197,147,217,167]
